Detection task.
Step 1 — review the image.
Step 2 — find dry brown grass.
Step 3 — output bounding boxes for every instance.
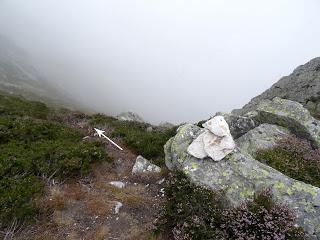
[105,184,152,207]
[64,182,85,201]
[85,192,112,217]
[85,225,110,240]
[40,186,66,212]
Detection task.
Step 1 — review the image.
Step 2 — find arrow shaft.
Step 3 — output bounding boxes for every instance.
[101,133,123,150]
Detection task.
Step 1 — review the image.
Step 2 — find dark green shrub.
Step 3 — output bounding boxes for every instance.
[256,135,320,187]
[0,95,111,226]
[89,114,177,165]
[0,176,44,224]
[112,121,177,161]
[156,172,309,240]
[156,171,224,240]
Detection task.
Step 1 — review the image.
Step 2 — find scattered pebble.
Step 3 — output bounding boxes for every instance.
[157,178,165,184]
[109,181,125,188]
[114,201,123,214]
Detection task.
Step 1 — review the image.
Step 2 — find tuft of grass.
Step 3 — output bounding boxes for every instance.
[155,171,308,240]
[256,134,320,187]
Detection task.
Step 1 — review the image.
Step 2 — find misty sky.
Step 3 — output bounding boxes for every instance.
[0,0,320,124]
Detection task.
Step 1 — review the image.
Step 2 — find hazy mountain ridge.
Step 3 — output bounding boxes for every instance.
[0,35,83,110]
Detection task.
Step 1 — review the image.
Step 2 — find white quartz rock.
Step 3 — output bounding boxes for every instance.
[202,116,230,137]
[187,130,209,159]
[188,116,235,161]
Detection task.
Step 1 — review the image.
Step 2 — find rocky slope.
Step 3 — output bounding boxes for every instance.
[235,57,320,116]
[0,35,80,109]
[165,58,320,239]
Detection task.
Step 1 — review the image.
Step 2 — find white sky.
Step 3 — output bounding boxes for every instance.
[0,0,320,123]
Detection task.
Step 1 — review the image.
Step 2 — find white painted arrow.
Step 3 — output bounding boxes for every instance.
[94,128,123,151]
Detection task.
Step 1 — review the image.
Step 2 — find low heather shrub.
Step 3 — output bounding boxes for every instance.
[156,172,309,240]
[256,135,320,187]
[0,95,111,226]
[219,188,307,240]
[89,113,177,165]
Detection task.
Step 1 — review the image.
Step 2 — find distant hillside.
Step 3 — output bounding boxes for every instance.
[0,35,82,109]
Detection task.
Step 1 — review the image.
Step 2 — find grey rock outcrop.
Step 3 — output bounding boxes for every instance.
[116,112,145,123]
[252,97,320,147]
[164,123,320,238]
[218,112,257,139]
[236,57,320,115]
[158,121,175,129]
[132,155,161,174]
[236,123,290,158]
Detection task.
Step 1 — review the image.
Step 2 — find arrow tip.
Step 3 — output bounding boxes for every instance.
[94,128,105,137]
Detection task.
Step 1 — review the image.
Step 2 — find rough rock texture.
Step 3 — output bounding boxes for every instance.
[236,57,320,116]
[202,116,231,137]
[187,116,235,161]
[132,155,161,174]
[187,130,208,159]
[218,112,257,139]
[116,111,145,123]
[252,97,320,147]
[236,124,290,158]
[165,124,320,238]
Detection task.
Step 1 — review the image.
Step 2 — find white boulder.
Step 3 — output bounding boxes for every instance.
[187,116,235,161]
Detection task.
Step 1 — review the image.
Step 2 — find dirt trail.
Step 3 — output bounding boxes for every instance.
[15,115,166,240]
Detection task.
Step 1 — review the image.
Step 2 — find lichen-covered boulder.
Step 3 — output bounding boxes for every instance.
[164,124,204,170]
[132,155,161,174]
[165,123,320,238]
[252,97,320,148]
[236,123,290,158]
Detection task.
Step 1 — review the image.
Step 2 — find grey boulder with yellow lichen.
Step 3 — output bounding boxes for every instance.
[164,123,320,238]
[235,123,290,158]
[249,97,320,147]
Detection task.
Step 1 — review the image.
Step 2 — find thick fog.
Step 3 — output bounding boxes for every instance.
[0,0,320,124]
